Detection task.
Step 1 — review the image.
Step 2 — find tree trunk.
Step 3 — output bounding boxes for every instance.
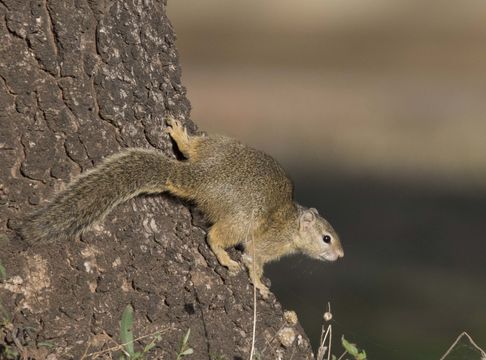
[0,0,314,359]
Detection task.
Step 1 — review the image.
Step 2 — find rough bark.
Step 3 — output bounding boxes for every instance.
[0,1,314,359]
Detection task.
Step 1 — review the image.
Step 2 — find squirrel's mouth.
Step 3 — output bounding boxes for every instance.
[319,252,339,262]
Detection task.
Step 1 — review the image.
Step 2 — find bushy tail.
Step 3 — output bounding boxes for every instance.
[19,148,175,244]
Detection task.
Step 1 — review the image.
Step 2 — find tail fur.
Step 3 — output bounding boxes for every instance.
[19,149,175,244]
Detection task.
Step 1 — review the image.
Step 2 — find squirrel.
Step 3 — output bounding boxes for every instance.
[19,117,344,298]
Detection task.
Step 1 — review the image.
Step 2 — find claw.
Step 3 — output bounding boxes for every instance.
[166,116,183,129]
[258,285,270,299]
[226,260,242,275]
[165,116,177,127]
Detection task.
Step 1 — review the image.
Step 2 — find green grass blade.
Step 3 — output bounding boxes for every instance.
[182,328,191,346]
[0,262,6,281]
[120,305,135,357]
[341,336,359,356]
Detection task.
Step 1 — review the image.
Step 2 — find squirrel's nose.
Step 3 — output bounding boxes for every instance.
[336,247,344,258]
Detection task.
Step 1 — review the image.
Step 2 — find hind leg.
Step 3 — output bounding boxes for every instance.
[166,117,200,159]
[207,221,242,274]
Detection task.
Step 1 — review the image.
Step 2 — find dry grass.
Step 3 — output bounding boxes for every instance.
[439,332,486,360]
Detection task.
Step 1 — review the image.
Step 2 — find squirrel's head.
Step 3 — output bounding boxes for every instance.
[295,207,344,262]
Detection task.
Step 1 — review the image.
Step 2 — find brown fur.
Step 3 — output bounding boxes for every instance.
[20,118,344,298]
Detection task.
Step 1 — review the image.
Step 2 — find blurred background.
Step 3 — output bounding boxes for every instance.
[168,1,486,358]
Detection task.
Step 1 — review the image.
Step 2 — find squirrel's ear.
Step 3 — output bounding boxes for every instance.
[299,209,316,231]
[309,207,319,215]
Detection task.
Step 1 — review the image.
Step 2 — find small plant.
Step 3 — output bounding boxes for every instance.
[0,260,11,325]
[118,305,163,360]
[0,261,6,282]
[0,344,19,360]
[317,303,367,360]
[176,328,194,359]
[120,304,136,358]
[338,336,367,360]
[439,331,486,360]
[38,340,55,349]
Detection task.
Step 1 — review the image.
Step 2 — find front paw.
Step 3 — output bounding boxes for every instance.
[165,117,185,132]
[257,284,270,299]
[226,259,242,275]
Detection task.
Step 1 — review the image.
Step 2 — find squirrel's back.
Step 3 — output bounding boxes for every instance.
[170,134,294,223]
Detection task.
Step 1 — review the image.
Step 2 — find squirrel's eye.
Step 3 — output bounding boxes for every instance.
[323,235,331,244]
